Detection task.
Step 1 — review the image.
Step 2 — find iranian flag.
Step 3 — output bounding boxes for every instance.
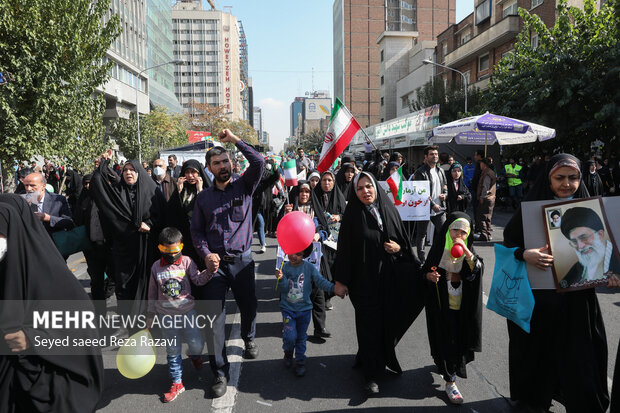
[317,98,362,172]
[386,166,404,205]
[282,160,298,186]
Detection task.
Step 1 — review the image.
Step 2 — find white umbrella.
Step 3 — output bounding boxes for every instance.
[430,112,556,155]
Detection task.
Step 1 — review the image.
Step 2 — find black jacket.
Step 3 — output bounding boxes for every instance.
[412,163,448,211]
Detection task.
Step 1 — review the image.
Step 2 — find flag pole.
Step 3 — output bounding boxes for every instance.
[360,128,377,151]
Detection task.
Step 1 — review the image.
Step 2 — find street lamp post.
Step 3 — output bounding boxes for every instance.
[422,59,468,115]
[135,59,184,162]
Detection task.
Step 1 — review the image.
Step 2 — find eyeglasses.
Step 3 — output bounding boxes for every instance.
[568,231,596,248]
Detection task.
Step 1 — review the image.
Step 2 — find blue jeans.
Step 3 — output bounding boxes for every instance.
[256,212,266,246]
[509,184,523,202]
[160,310,204,383]
[281,309,312,362]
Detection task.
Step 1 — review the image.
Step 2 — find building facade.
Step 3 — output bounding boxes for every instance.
[239,21,250,121]
[290,98,304,138]
[334,0,455,126]
[172,0,243,119]
[99,0,149,127]
[434,0,559,91]
[253,106,263,141]
[146,0,182,113]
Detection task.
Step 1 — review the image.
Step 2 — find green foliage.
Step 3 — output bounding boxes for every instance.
[112,107,189,163]
[486,0,620,156]
[297,130,324,153]
[0,0,121,174]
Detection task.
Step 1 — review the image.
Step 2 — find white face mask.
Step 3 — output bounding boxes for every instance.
[153,166,165,177]
[21,191,38,204]
[265,164,272,171]
[0,237,7,262]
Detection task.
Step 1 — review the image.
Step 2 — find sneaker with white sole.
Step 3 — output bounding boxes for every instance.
[445,382,463,404]
[163,382,185,403]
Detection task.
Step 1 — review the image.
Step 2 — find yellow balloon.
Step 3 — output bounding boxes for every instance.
[116,329,156,379]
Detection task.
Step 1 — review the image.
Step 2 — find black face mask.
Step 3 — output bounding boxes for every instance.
[163,252,182,264]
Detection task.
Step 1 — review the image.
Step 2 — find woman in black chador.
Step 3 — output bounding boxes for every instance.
[335,162,356,200]
[503,153,611,413]
[90,154,165,317]
[422,212,483,404]
[334,172,423,395]
[0,195,104,412]
[167,159,211,269]
[445,163,471,214]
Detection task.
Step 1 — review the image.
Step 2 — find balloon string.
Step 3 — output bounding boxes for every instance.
[275,257,285,291]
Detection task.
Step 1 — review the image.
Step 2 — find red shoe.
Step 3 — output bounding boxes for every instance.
[163,382,185,403]
[190,356,203,370]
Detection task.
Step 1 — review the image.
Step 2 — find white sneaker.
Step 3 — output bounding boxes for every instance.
[259,245,266,253]
[445,382,463,404]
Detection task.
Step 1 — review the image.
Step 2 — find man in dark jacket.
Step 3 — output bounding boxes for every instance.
[22,172,74,237]
[152,158,176,201]
[411,145,447,262]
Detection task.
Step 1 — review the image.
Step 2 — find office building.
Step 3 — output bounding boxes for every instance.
[172,0,243,119]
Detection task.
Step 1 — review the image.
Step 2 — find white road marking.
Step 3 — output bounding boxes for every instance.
[212,311,243,412]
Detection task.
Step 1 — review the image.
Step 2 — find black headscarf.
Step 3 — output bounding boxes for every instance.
[64,168,83,209]
[0,195,103,412]
[90,159,161,236]
[313,171,346,216]
[504,153,589,250]
[335,162,356,200]
[289,180,329,230]
[335,172,423,375]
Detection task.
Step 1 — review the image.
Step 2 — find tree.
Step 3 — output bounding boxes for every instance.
[0,0,120,175]
[187,102,230,138]
[486,0,620,156]
[297,130,324,153]
[112,106,190,163]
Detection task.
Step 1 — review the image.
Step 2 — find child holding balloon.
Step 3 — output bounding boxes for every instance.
[147,227,213,403]
[275,243,346,377]
[421,212,484,405]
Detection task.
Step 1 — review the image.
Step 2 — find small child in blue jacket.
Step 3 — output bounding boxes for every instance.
[275,244,344,377]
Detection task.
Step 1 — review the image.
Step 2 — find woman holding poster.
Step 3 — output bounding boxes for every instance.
[503,153,614,413]
[334,172,423,395]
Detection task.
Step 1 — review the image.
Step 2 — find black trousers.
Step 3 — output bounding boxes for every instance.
[311,282,326,332]
[196,251,257,378]
[83,241,113,318]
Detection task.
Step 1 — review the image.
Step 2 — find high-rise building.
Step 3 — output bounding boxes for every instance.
[253,106,263,140]
[99,0,148,128]
[146,0,182,113]
[290,98,304,137]
[334,0,455,125]
[239,21,249,121]
[172,1,243,119]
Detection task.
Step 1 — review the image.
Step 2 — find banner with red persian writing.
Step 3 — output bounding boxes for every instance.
[378,180,430,221]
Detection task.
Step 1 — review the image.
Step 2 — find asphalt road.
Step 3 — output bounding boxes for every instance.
[63,209,618,412]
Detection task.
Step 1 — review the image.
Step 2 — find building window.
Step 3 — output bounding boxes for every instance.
[381,97,384,106]
[380,50,384,61]
[475,0,492,25]
[381,75,384,85]
[502,0,518,17]
[401,96,408,109]
[531,33,539,49]
[460,32,471,45]
[442,42,448,62]
[531,0,543,8]
[479,53,490,72]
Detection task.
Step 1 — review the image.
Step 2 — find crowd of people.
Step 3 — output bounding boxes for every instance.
[1,130,619,412]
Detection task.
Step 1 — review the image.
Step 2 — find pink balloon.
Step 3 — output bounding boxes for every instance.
[277,211,316,255]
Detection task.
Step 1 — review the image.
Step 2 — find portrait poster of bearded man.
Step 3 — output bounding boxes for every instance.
[543,198,620,291]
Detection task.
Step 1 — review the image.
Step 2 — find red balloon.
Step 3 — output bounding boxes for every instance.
[451,244,464,258]
[277,211,316,255]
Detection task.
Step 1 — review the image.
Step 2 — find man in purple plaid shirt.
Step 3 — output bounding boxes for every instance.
[190,129,264,398]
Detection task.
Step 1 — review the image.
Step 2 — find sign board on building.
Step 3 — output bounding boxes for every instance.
[374,104,440,140]
[304,98,332,120]
[187,130,213,143]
